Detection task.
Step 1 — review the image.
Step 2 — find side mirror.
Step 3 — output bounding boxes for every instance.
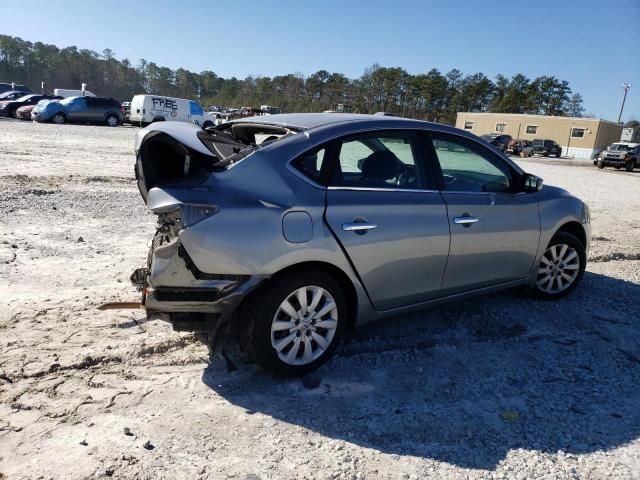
[524,173,543,192]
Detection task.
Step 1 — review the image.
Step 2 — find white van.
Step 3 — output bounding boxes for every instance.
[54,88,97,98]
[129,95,212,128]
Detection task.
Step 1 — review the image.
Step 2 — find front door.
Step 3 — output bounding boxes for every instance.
[428,132,541,294]
[67,97,88,122]
[324,131,450,311]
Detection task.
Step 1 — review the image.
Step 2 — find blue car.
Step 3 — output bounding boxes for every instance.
[32,95,122,126]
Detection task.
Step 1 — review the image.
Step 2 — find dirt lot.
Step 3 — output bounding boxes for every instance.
[1,119,639,480]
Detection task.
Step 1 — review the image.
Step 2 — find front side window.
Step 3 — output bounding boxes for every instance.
[526,125,538,135]
[330,132,425,190]
[431,134,513,193]
[571,128,586,138]
[190,101,204,116]
[68,98,86,111]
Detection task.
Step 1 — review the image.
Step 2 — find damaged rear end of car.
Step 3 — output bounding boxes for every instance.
[131,121,295,341]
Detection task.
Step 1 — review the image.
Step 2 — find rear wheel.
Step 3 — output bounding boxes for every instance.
[555,152,561,158]
[52,112,66,124]
[240,271,346,376]
[625,161,634,172]
[202,121,214,129]
[530,231,585,300]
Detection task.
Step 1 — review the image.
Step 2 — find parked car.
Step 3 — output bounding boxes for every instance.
[121,101,131,122]
[0,83,33,95]
[130,114,590,375]
[480,133,512,152]
[16,99,60,120]
[32,96,122,126]
[506,139,534,157]
[0,90,31,102]
[592,147,605,165]
[532,139,562,158]
[596,142,640,171]
[129,95,212,127]
[0,94,62,118]
[15,104,37,120]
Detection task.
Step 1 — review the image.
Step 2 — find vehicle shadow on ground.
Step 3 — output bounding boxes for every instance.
[202,271,640,470]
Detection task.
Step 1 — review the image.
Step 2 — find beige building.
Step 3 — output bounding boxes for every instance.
[456,112,623,159]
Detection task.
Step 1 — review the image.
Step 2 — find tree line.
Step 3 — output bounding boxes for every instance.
[1,34,587,124]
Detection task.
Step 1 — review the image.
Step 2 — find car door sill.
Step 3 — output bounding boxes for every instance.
[364,279,526,321]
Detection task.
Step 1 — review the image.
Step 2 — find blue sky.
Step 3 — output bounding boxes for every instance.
[3,0,639,121]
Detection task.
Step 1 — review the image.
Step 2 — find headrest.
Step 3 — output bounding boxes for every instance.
[361,150,398,180]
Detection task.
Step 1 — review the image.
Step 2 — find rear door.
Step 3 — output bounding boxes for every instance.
[324,130,450,311]
[428,132,540,294]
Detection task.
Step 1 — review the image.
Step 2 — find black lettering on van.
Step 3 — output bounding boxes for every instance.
[151,97,178,111]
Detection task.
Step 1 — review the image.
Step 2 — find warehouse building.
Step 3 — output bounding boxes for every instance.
[455,112,623,159]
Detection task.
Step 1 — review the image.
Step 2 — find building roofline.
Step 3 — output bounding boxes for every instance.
[457,112,621,127]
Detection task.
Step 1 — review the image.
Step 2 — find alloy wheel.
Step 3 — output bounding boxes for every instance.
[270,286,338,366]
[536,243,580,294]
[53,113,65,124]
[106,115,118,127]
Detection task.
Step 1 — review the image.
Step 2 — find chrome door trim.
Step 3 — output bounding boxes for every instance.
[328,186,439,193]
[342,222,378,232]
[453,216,479,225]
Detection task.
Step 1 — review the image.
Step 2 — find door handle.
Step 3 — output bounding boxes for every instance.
[453,216,479,225]
[342,222,378,232]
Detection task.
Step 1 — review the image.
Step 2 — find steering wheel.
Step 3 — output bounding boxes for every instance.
[397,165,416,187]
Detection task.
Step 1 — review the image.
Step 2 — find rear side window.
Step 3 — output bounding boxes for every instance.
[291,147,329,185]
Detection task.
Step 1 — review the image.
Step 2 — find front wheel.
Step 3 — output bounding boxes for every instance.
[625,161,634,172]
[240,271,346,376]
[597,159,605,169]
[52,112,66,124]
[530,231,586,300]
[105,114,119,127]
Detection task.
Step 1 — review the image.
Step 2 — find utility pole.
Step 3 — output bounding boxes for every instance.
[618,82,632,123]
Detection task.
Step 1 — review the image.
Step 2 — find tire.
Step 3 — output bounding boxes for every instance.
[530,231,586,300]
[151,116,165,123]
[240,270,347,376]
[202,121,213,129]
[543,152,549,157]
[625,161,634,172]
[52,112,66,125]
[105,114,119,127]
[597,159,605,169]
[555,152,561,158]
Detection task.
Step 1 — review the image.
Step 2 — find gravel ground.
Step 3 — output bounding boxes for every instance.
[1,119,639,480]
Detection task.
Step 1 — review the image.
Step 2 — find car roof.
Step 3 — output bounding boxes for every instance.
[228,113,436,131]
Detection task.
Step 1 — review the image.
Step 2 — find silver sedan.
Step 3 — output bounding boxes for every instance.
[131,114,590,375]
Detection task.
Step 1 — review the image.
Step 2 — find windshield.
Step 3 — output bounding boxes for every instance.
[16,95,33,102]
[610,144,633,151]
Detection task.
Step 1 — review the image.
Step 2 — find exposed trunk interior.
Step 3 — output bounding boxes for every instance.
[136,123,296,201]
